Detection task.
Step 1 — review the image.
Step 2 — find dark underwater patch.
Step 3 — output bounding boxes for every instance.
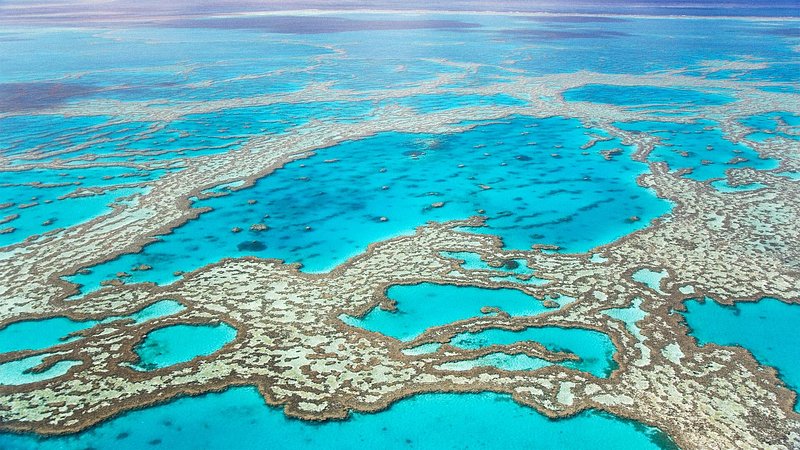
[237,240,267,251]
[0,82,98,112]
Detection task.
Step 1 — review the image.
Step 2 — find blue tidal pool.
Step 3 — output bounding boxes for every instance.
[682,297,800,411]
[0,387,676,450]
[0,317,93,355]
[130,323,237,370]
[444,326,617,377]
[341,283,562,341]
[0,300,185,355]
[0,354,82,386]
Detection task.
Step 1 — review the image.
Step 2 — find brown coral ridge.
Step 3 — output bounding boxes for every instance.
[1,161,800,448]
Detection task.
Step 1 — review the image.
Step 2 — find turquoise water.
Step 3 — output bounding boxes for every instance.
[439,352,558,372]
[632,269,667,294]
[6,101,376,166]
[441,251,534,275]
[776,171,800,181]
[0,387,675,450]
[440,251,549,285]
[0,115,112,159]
[1,9,796,449]
[746,132,798,142]
[0,317,92,354]
[682,298,800,411]
[0,354,82,386]
[741,112,800,142]
[604,298,647,342]
[0,164,166,247]
[342,283,566,341]
[126,300,186,323]
[87,101,377,163]
[0,300,185,354]
[564,85,733,116]
[0,186,144,247]
[615,120,779,181]
[443,326,616,377]
[129,323,237,370]
[67,115,670,293]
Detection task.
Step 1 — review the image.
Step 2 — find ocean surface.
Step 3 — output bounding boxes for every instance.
[0,4,798,449]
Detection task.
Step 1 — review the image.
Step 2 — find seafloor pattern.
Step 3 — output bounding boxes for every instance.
[0,11,799,450]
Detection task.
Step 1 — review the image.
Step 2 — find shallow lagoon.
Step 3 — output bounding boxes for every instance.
[741,111,800,142]
[344,284,614,377]
[0,300,185,354]
[615,120,779,181]
[341,283,561,341]
[0,163,167,247]
[0,317,91,354]
[443,326,616,377]
[130,323,237,370]
[0,387,675,450]
[0,186,144,247]
[0,354,82,386]
[68,115,670,293]
[682,298,800,411]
